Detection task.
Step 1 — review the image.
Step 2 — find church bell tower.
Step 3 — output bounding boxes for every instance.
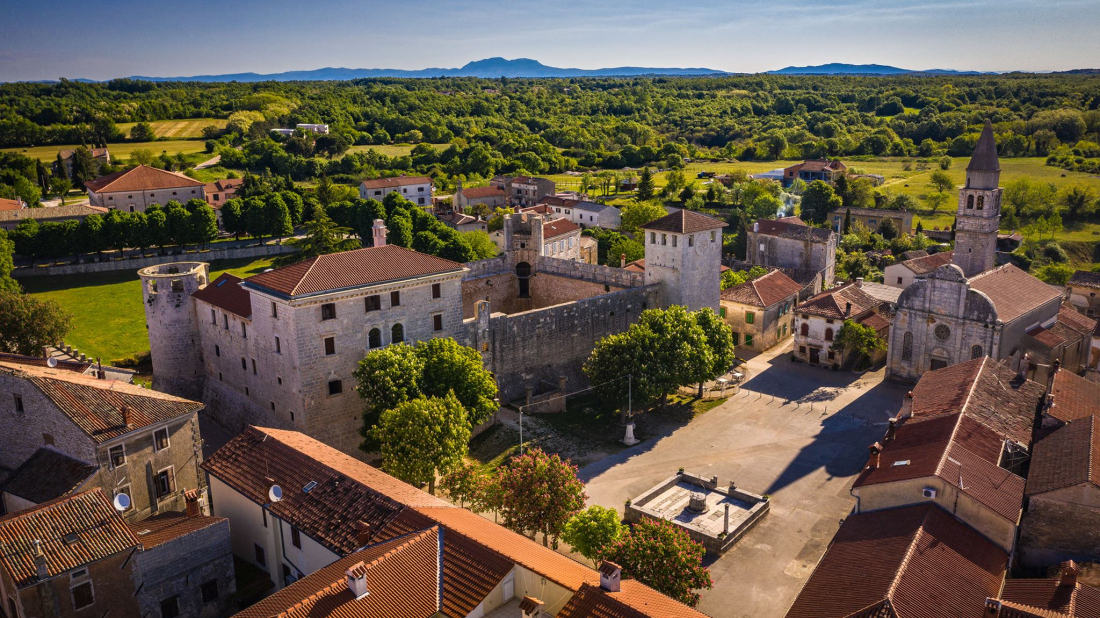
[952,120,1002,278]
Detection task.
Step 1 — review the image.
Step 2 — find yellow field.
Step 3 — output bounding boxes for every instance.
[2,140,209,162]
[116,118,227,139]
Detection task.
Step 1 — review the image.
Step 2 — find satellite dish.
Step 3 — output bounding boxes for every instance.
[112,493,131,511]
[46,357,58,368]
[268,485,283,503]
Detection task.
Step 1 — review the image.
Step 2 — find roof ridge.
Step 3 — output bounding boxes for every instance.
[884,508,929,605]
[290,255,323,296]
[934,359,986,477]
[1090,416,1098,489]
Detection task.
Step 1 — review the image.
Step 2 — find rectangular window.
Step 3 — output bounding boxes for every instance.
[109,444,126,468]
[255,543,267,567]
[211,308,216,324]
[201,580,219,604]
[214,344,220,357]
[661,234,667,246]
[365,295,381,312]
[160,596,180,618]
[651,232,656,244]
[897,277,903,284]
[72,582,94,609]
[271,302,278,318]
[251,359,257,375]
[13,394,23,415]
[321,303,336,320]
[291,527,302,549]
[432,283,441,299]
[711,231,716,242]
[672,235,678,248]
[154,427,170,451]
[433,314,444,332]
[390,291,401,307]
[154,467,175,499]
[241,323,247,339]
[275,336,281,354]
[719,307,726,318]
[223,314,229,330]
[328,379,343,396]
[688,235,694,247]
[241,357,247,370]
[745,312,755,325]
[732,333,740,346]
[745,334,754,347]
[324,337,336,356]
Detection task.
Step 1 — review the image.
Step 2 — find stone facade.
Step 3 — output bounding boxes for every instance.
[132,518,236,618]
[89,185,205,213]
[642,225,722,312]
[1018,493,1100,568]
[720,296,796,352]
[746,219,837,287]
[6,549,141,618]
[829,207,913,236]
[140,263,210,401]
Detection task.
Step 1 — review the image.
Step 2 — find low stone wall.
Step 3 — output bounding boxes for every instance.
[12,243,295,278]
[537,257,645,288]
[463,255,509,279]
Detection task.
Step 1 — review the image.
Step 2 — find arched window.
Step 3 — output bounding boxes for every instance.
[966,195,975,209]
[368,328,381,349]
[977,195,985,210]
[391,323,404,345]
[971,344,983,360]
[824,328,834,342]
[902,332,913,361]
[800,323,809,337]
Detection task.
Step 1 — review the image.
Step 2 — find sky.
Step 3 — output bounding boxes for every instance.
[2,0,1098,81]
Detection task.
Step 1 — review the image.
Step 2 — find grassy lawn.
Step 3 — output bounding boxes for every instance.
[347,143,448,158]
[20,255,276,364]
[3,140,210,162]
[116,118,227,139]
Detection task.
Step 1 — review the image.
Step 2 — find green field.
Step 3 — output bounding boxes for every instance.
[20,256,275,363]
[2,140,210,162]
[116,118,227,139]
[347,143,448,157]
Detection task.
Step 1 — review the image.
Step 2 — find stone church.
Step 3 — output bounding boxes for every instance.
[886,121,1067,381]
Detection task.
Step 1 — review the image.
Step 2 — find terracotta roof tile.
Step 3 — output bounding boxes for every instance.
[795,282,882,320]
[901,250,956,275]
[753,217,833,242]
[1069,270,1100,290]
[859,312,892,332]
[1027,416,1100,496]
[721,270,802,307]
[0,447,98,504]
[544,218,580,239]
[970,265,1063,324]
[0,203,108,223]
[1000,579,1100,618]
[234,528,442,618]
[192,273,253,319]
[359,176,432,190]
[0,353,91,374]
[459,185,506,199]
[1048,369,1100,423]
[0,198,24,211]
[784,504,1008,618]
[0,361,203,443]
[127,511,227,549]
[84,165,203,193]
[642,209,725,234]
[0,489,140,589]
[206,178,243,192]
[794,159,846,173]
[559,581,710,618]
[244,245,465,298]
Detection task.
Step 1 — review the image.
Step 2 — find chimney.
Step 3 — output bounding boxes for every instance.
[33,540,48,580]
[886,418,898,441]
[753,221,759,233]
[185,489,200,517]
[519,597,545,618]
[97,357,104,380]
[620,253,626,268]
[985,599,1003,617]
[844,301,852,317]
[1046,360,1061,395]
[1057,561,1079,588]
[371,219,387,248]
[598,560,622,593]
[121,405,132,428]
[1019,353,1030,381]
[346,561,369,600]
[867,442,883,469]
[856,277,864,288]
[354,521,371,547]
[899,391,914,419]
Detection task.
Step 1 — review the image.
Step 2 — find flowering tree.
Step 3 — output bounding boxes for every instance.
[370,393,470,494]
[439,461,485,509]
[561,505,626,565]
[497,448,587,547]
[607,518,713,607]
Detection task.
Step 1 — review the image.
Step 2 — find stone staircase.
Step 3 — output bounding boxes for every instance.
[840,352,863,372]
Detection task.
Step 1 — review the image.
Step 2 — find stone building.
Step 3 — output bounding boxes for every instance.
[539,195,622,229]
[782,159,846,187]
[792,280,891,368]
[1022,307,1096,386]
[828,206,913,236]
[883,250,954,289]
[85,165,206,212]
[641,209,726,312]
[203,177,243,211]
[203,426,707,618]
[1068,269,1100,318]
[746,216,837,287]
[436,211,488,233]
[542,218,583,261]
[54,147,110,178]
[0,360,206,522]
[719,269,802,351]
[0,203,108,231]
[490,175,556,207]
[453,183,508,213]
[357,176,433,208]
[887,124,1068,382]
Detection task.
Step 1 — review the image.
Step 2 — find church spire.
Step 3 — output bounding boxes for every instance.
[967,120,999,173]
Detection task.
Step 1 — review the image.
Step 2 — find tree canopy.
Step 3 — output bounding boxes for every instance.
[370,393,470,494]
[0,291,73,356]
[607,517,712,607]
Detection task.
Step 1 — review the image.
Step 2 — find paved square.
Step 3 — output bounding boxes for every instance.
[580,345,908,618]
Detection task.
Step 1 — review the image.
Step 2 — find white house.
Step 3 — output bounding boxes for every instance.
[358,176,433,208]
[539,196,621,229]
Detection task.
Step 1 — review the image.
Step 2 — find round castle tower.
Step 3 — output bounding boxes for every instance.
[138,262,209,400]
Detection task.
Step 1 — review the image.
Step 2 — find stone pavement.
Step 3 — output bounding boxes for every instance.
[579,343,908,618]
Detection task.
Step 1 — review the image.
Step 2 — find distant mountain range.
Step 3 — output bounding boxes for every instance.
[766,63,990,75]
[127,57,729,82]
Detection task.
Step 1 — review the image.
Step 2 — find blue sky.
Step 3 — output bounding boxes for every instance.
[2,0,1098,81]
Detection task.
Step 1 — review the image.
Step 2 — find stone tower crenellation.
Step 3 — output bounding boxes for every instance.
[952,120,1003,278]
[138,262,208,400]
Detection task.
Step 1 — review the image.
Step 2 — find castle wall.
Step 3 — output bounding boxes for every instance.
[140,263,209,400]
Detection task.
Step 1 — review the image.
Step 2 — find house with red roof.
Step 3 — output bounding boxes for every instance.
[358,175,433,209]
[720,269,803,351]
[85,165,205,213]
[792,280,892,368]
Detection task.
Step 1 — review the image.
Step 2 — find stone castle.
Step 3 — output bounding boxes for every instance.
[140,210,725,456]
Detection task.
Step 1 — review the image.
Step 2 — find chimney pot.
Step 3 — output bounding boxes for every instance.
[184,489,200,517]
[122,405,132,428]
[346,562,369,599]
[33,540,48,579]
[371,219,387,248]
[620,253,626,268]
[856,277,863,288]
[598,560,622,592]
[886,418,898,441]
[845,301,852,316]
[868,442,883,469]
[899,392,914,420]
[1058,561,1080,587]
[985,598,1003,617]
[354,521,371,547]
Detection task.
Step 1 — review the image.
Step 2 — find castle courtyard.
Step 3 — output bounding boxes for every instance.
[579,344,909,618]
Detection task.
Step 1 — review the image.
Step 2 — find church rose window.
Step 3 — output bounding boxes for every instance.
[934,324,951,341]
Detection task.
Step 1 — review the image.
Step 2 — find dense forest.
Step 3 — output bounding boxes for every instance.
[2,74,1099,180]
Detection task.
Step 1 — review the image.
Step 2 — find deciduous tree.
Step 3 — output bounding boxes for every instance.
[799,181,842,224]
[497,448,587,547]
[620,201,668,235]
[0,291,73,355]
[607,517,712,607]
[562,506,626,566]
[370,393,470,494]
[273,203,358,267]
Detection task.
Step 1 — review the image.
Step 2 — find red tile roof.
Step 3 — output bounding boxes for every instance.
[0,353,91,374]
[205,177,243,192]
[0,447,98,504]
[721,270,802,308]
[1047,369,1100,423]
[1027,416,1100,496]
[544,217,580,239]
[859,311,892,332]
[1000,578,1100,618]
[560,581,709,618]
[623,259,645,273]
[753,216,834,242]
[791,159,847,174]
[642,209,725,234]
[127,511,227,549]
[192,273,253,319]
[459,185,506,199]
[784,504,1008,618]
[0,489,140,589]
[970,265,1064,324]
[244,245,465,298]
[0,361,203,443]
[84,165,203,193]
[359,176,432,190]
[1028,309,1095,350]
[0,197,24,211]
[900,250,955,275]
[795,282,882,320]
[234,528,443,618]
